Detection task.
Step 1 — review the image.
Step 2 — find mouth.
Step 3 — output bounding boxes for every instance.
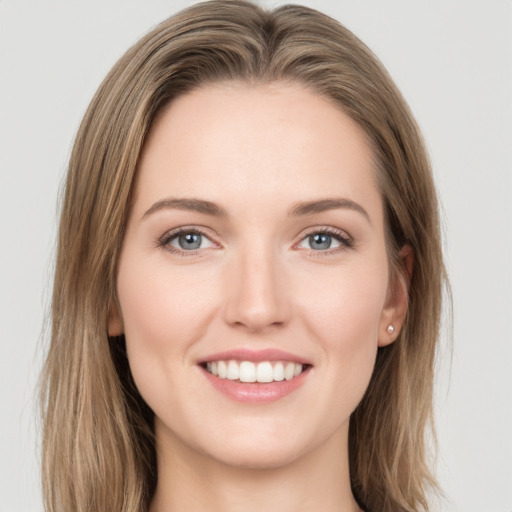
[199,359,312,383]
[197,349,312,403]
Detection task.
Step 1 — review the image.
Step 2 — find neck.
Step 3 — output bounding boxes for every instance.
[149,425,361,512]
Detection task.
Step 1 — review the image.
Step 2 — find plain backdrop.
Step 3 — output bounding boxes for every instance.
[1,1,511,511]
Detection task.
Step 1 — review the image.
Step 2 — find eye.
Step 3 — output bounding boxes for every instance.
[305,233,338,250]
[297,228,352,253]
[159,228,216,254]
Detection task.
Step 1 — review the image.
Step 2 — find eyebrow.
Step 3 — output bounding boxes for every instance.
[143,198,228,219]
[143,196,370,224]
[288,198,371,224]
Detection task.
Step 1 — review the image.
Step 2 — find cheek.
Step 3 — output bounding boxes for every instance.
[118,254,216,340]
[297,259,388,341]
[294,259,388,396]
[116,255,220,397]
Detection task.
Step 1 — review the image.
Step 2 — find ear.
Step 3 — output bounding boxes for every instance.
[378,245,414,347]
[108,300,124,337]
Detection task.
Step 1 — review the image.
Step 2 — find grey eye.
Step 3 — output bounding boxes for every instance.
[168,232,214,251]
[309,233,333,250]
[297,231,345,251]
[178,233,202,250]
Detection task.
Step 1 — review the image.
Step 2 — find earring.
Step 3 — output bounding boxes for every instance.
[387,324,395,334]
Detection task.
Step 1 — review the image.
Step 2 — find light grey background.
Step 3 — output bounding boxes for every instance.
[1,1,511,511]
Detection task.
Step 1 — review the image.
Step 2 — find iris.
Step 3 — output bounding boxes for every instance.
[309,233,332,250]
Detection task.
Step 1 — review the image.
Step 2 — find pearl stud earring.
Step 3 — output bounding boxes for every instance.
[387,325,395,334]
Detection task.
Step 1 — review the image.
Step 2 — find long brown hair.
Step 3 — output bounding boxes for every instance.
[41,2,447,511]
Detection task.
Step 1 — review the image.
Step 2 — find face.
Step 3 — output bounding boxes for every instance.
[110,82,405,469]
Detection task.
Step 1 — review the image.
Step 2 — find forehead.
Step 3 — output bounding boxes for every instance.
[133,81,381,222]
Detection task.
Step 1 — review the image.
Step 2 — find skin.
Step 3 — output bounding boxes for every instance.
[109,82,409,512]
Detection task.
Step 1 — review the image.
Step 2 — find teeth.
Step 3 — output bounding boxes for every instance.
[217,360,227,379]
[256,361,273,383]
[205,360,305,383]
[273,362,285,381]
[239,361,256,382]
[284,362,295,381]
[227,360,239,380]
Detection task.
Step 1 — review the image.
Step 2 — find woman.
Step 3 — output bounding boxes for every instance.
[40,1,447,511]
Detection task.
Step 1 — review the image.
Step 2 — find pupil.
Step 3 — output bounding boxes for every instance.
[179,233,201,250]
[310,233,331,250]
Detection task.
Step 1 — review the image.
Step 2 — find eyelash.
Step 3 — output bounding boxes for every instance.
[156,226,354,257]
[298,226,354,257]
[156,227,215,256]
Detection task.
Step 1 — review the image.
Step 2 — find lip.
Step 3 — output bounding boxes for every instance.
[197,348,313,404]
[198,348,312,365]
[200,365,311,403]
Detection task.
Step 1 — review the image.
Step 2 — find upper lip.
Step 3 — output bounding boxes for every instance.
[198,348,312,365]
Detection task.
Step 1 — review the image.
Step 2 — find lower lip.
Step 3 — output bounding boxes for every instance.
[201,366,310,403]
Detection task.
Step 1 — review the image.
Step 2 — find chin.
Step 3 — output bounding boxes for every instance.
[204,439,306,471]
[192,417,342,472]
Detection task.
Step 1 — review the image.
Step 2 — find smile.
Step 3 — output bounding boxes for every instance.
[198,350,312,403]
[204,360,306,383]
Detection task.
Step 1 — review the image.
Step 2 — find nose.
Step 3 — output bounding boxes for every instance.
[223,243,291,333]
